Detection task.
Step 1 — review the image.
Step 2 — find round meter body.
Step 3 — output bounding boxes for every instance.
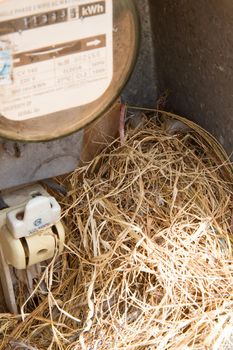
[0,0,139,141]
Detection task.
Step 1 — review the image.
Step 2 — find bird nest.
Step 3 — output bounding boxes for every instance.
[1,110,233,350]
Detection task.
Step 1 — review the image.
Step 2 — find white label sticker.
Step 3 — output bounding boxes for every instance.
[0,0,113,120]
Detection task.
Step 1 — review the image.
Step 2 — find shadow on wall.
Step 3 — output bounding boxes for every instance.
[151,0,233,158]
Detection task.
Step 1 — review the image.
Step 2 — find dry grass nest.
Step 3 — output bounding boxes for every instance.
[1,110,233,350]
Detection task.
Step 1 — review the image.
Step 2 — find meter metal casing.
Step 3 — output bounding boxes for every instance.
[0,0,139,141]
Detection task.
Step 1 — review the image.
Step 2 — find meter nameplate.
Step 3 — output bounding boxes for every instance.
[0,0,113,121]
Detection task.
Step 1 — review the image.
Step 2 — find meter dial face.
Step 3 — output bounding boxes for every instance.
[0,0,139,141]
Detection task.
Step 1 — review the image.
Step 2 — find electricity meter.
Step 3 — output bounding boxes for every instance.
[0,0,139,141]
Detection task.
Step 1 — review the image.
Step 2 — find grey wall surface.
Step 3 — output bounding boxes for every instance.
[151,0,233,158]
[122,0,157,107]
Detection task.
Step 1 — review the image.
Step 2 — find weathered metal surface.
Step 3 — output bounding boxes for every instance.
[151,0,233,158]
[0,101,121,190]
[0,132,83,190]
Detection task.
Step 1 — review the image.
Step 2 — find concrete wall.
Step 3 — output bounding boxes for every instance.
[151,0,233,158]
[123,0,157,107]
